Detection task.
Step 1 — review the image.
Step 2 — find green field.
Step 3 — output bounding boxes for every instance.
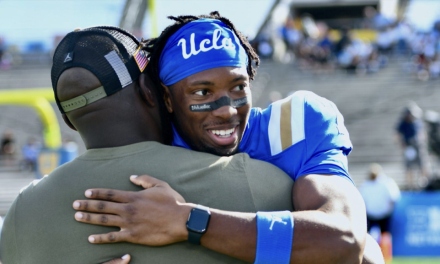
[391,257,440,264]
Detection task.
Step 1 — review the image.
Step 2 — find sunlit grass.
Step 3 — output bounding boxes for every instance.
[391,257,440,264]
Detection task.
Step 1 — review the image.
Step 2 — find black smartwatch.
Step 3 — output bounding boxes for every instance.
[186,204,211,245]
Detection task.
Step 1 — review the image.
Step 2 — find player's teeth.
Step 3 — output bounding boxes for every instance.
[210,128,236,137]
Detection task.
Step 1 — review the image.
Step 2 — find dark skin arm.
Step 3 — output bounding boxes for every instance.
[200,174,367,263]
[74,175,384,264]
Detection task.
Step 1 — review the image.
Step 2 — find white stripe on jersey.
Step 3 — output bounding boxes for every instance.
[268,92,305,156]
[290,93,305,146]
[268,98,282,156]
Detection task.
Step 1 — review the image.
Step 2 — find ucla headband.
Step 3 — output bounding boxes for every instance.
[159,18,248,86]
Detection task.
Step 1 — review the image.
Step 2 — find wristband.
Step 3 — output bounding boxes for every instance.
[254,211,293,264]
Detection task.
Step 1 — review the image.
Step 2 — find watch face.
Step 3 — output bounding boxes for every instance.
[187,209,210,233]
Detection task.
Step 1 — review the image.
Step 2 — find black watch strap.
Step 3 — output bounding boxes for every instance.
[188,230,204,245]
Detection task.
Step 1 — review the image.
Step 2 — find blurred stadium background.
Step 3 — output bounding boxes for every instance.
[1,0,440,263]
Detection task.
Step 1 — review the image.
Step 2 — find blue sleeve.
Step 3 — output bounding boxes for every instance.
[240,91,353,183]
[296,92,353,182]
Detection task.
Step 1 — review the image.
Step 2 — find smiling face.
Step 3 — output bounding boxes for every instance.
[165,66,251,156]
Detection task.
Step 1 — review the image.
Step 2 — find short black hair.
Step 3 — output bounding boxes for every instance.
[141,11,260,92]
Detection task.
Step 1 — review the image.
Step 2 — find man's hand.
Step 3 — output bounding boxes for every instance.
[73,175,194,246]
[102,254,131,264]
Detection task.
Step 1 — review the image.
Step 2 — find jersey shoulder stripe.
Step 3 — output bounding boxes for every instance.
[268,91,306,156]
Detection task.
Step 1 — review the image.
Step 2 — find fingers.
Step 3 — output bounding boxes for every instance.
[84,189,134,203]
[102,254,131,264]
[75,212,124,227]
[89,231,131,244]
[130,174,168,189]
[73,200,124,214]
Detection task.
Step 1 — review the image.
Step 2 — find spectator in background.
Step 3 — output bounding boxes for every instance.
[376,26,395,57]
[359,163,400,235]
[363,6,392,31]
[335,27,351,56]
[257,38,273,59]
[282,18,303,56]
[393,20,412,54]
[20,137,41,171]
[336,30,370,73]
[429,55,440,78]
[396,103,429,189]
[0,130,16,166]
[312,25,333,73]
[407,19,440,80]
[359,163,399,263]
[254,30,273,59]
[318,30,333,56]
[335,28,359,71]
[424,33,436,64]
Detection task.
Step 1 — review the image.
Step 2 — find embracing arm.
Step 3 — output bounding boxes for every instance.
[196,174,366,263]
[199,174,382,264]
[74,174,382,264]
[291,174,366,263]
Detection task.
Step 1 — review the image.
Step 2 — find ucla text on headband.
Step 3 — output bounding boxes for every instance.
[159,18,248,86]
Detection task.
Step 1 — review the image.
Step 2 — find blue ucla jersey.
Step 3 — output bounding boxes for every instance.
[172,91,353,182]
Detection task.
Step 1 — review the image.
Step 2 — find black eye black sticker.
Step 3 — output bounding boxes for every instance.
[189,96,248,112]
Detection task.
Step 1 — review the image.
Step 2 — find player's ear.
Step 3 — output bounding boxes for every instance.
[162,84,173,114]
[138,73,155,107]
[62,114,77,131]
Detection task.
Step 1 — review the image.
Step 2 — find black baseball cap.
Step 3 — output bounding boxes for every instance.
[51,26,149,113]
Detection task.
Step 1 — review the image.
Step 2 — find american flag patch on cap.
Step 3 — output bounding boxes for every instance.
[134,47,148,72]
